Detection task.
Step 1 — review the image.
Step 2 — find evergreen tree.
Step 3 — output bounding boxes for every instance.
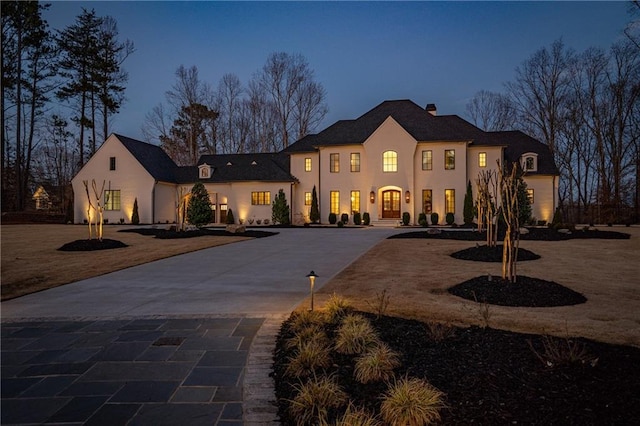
[516,173,532,226]
[272,188,290,225]
[463,180,475,225]
[186,182,212,226]
[310,185,320,223]
[131,197,139,224]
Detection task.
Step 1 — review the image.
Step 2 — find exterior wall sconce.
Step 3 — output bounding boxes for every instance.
[306,270,319,311]
[405,190,411,203]
[369,191,375,204]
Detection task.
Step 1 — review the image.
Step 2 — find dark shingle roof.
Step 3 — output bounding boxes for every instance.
[193,152,295,183]
[490,131,559,175]
[115,134,179,182]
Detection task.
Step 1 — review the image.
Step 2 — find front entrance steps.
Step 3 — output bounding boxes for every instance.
[370,219,402,227]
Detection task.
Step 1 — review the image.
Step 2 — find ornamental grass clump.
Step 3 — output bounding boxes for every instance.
[285,339,333,378]
[424,321,455,342]
[320,403,381,426]
[285,323,329,351]
[354,342,401,384]
[288,309,327,334]
[335,314,379,355]
[380,377,445,426]
[289,375,348,426]
[324,293,353,324]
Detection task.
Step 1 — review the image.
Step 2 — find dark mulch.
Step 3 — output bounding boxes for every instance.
[390,227,631,241]
[58,238,128,251]
[273,312,640,425]
[448,275,587,307]
[118,227,277,239]
[451,244,541,262]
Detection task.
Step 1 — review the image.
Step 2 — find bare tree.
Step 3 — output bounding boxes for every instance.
[475,169,499,247]
[499,162,521,283]
[216,73,244,153]
[465,90,516,131]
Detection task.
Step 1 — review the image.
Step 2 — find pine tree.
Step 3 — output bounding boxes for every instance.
[310,185,320,223]
[463,180,474,225]
[186,182,212,226]
[272,188,290,225]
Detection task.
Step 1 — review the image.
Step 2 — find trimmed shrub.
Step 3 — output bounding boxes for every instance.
[354,343,401,384]
[418,213,427,227]
[226,208,235,225]
[363,212,371,226]
[329,212,337,224]
[131,198,140,225]
[310,185,320,223]
[337,221,344,228]
[446,212,455,225]
[463,180,475,225]
[341,213,349,224]
[380,377,444,425]
[289,375,348,425]
[430,212,439,225]
[402,212,410,226]
[353,212,362,225]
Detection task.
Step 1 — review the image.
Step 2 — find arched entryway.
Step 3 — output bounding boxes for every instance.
[381,190,401,219]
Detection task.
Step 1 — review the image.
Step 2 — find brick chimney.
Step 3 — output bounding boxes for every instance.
[425,104,437,116]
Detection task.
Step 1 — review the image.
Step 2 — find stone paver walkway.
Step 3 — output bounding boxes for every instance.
[1,316,263,425]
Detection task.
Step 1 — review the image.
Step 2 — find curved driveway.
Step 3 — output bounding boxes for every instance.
[2,227,400,319]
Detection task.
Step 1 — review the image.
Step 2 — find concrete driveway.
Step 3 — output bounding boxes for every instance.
[2,227,400,319]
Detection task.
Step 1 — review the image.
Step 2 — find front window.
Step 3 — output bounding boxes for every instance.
[479,152,487,168]
[330,153,340,173]
[305,192,312,206]
[445,150,455,170]
[445,189,455,214]
[330,191,340,214]
[251,191,271,205]
[104,190,121,211]
[350,153,360,172]
[305,158,312,172]
[422,190,432,214]
[527,189,534,204]
[383,150,397,172]
[109,157,116,171]
[422,150,432,170]
[350,190,360,214]
[525,157,535,171]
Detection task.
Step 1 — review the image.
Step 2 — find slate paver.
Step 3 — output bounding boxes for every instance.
[46,395,109,423]
[19,375,78,397]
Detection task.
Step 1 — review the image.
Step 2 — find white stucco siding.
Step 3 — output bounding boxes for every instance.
[318,145,367,222]
[154,182,177,224]
[289,152,319,223]
[523,175,557,224]
[71,135,156,224]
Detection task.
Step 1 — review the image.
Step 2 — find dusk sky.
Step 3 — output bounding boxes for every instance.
[44,1,631,143]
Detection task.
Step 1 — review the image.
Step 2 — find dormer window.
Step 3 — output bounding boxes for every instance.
[226,161,233,166]
[198,163,212,179]
[521,153,538,172]
[251,161,257,166]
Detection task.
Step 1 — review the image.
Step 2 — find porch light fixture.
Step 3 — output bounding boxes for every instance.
[405,190,411,203]
[306,270,319,311]
[369,191,375,204]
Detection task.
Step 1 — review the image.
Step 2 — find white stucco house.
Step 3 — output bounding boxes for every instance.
[72,99,559,225]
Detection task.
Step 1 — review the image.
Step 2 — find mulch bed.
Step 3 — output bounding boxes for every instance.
[448,275,587,307]
[118,228,277,239]
[58,238,128,251]
[451,244,541,262]
[390,227,631,241]
[273,310,640,425]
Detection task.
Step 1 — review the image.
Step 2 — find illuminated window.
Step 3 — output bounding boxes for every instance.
[104,190,121,211]
[305,192,312,206]
[527,189,534,204]
[251,191,271,205]
[330,191,340,214]
[422,189,432,214]
[109,157,116,171]
[305,158,312,172]
[330,153,340,173]
[445,150,455,170]
[479,152,486,168]
[445,189,455,214]
[422,150,432,170]
[383,150,397,172]
[350,153,360,172]
[350,190,360,214]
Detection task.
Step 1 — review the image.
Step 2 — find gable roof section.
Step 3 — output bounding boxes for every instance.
[181,152,295,183]
[490,131,559,175]
[114,134,179,182]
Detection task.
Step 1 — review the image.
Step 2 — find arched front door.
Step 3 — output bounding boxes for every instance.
[382,190,401,219]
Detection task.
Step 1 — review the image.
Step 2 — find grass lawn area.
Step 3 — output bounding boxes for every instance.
[1,224,251,301]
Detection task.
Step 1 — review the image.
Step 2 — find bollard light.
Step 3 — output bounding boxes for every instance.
[306,270,319,311]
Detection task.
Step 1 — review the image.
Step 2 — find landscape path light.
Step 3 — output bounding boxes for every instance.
[306,270,319,311]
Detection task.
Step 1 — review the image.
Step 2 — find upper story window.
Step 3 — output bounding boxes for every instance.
[350,153,360,172]
[109,157,116,171]
[330,153,340,173]
[305,158,312,172]
[521,153,538,172]
[479,152,487,168]
[445,149,455,170]
[199,163,212,179]
[382,150,397,172]
[422,150,432,170]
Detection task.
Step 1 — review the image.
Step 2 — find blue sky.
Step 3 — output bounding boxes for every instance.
[44,1,631,142]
